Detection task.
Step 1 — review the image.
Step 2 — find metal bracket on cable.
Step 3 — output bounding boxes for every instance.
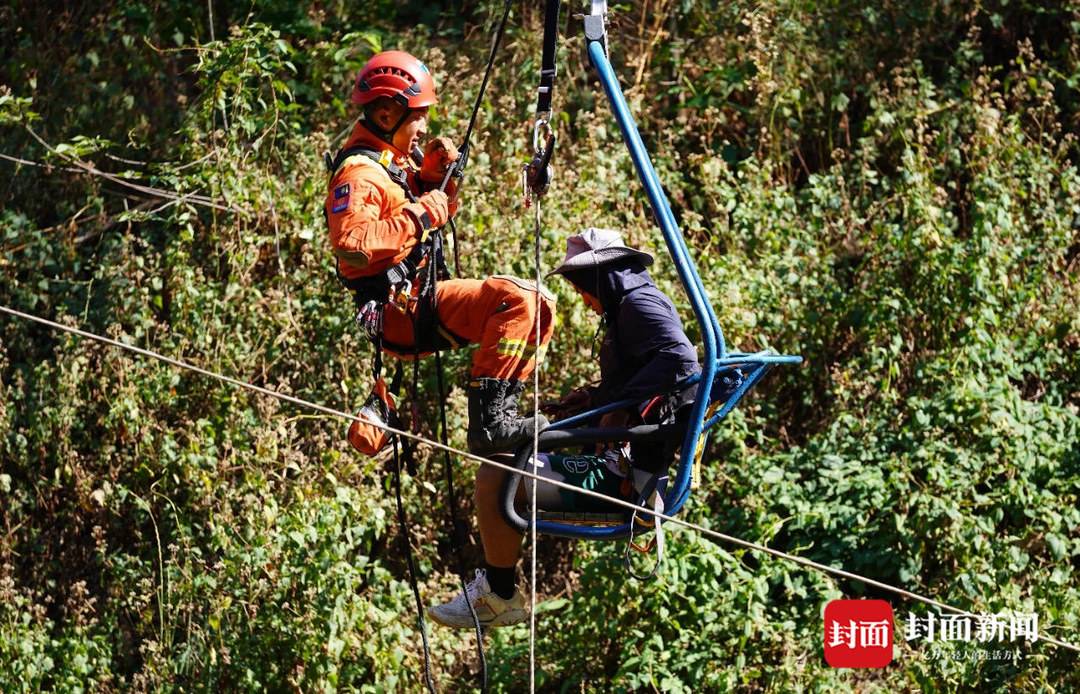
[583,0,608,56]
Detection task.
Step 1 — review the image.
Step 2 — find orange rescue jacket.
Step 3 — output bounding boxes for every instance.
[325,123,428,281]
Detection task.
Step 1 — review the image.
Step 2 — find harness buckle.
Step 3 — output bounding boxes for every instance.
[392,279,413,310]
[355,299,384,341]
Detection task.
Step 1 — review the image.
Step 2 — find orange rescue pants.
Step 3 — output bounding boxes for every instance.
[381,275,556,381]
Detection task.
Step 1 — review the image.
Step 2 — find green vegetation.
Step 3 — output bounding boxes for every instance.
[2,0,1078,690]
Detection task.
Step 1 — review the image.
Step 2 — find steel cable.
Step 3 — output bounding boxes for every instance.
[2,303,1077,655]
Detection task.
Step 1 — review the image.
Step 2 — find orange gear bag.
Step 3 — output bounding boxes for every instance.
[348,377,398,456]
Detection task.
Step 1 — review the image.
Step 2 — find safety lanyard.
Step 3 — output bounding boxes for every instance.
[524,0,560,205]
[536,0,560,115]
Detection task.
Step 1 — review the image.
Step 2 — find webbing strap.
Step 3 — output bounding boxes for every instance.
[329,145,418,203]
[536,0,561,115]
[625,474,667,580]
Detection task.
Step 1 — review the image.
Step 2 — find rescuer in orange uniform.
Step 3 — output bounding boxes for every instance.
[326,50,554,455]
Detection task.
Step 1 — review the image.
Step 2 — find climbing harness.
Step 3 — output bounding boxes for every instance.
[324,146,456,351]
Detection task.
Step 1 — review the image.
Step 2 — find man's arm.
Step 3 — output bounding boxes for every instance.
[610,291,700,407]
[326,164,440,269]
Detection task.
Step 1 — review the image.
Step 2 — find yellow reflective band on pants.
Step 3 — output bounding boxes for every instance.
[496,338,546,362]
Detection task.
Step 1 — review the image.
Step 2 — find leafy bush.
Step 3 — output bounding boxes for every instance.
[2,0,1078,690]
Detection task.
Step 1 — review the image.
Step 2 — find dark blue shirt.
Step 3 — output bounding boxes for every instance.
[593,284,700,409]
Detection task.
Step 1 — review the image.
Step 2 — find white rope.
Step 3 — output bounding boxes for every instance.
[19,128,245,214]
[2,303,1078,655]
[529,198,542,693]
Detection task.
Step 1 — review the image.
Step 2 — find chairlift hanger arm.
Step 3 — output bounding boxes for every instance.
[498,1,802,542]
[584,8,718,521]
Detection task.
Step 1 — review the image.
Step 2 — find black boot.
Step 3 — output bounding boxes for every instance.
[503,379,534,420]
[467,378,548,456]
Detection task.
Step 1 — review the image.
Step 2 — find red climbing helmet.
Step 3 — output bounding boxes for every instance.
[351,50,438,109]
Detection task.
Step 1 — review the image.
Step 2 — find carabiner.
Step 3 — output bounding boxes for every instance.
[392,279,413,310]
[523,116,556,205]
[532,116,553,155]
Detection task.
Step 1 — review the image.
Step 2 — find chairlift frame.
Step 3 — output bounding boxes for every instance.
[500,0,802,541]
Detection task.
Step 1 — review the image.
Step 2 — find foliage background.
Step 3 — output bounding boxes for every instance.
[2,0,1079,690]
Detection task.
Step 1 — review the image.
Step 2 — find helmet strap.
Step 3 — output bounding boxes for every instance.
[361,105,412,149]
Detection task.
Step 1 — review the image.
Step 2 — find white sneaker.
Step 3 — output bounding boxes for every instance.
[427,569,528,629]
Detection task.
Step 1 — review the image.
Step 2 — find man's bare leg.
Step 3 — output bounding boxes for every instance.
[427,459,528,628]
[474,458,524,565]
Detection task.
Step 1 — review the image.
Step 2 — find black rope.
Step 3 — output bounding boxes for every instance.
[391,436,437,693]
[439,0,515,193]
[427,247,488,692]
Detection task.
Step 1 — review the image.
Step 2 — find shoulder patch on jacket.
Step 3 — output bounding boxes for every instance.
[331,183,350,213]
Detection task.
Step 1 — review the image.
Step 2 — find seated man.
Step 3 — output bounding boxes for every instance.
[427,228,701,629]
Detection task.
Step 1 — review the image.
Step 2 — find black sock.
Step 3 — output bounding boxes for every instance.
[484,563,517,600]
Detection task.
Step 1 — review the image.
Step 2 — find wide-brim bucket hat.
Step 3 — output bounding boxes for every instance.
[547,227,654,277]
